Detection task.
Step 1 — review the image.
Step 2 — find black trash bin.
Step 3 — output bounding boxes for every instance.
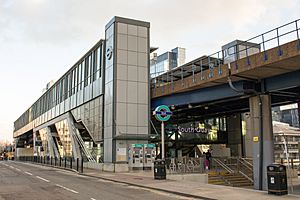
[154,159,166,180]
[267,164,288,195]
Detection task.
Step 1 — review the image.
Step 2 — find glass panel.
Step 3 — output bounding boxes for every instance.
[84,57,89,87]
[89,54,92,84]
[78,63,82,90]
[81,60,85,89]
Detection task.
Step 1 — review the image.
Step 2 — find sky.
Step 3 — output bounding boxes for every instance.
[0,0,299,142]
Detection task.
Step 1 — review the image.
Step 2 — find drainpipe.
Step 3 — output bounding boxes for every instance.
[227,63,263,190]
[298,102,300,128]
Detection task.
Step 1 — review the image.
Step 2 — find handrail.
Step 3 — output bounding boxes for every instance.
[240,157,253,168]
[213,158,234,173]
[238,158,253,171]
[237,158,254,182]
[70,121,96,162]
[238,170,254,183]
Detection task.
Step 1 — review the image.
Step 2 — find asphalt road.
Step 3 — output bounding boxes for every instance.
[0,161,194,200]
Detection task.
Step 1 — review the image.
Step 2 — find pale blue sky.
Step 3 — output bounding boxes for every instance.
[0,0,299,142]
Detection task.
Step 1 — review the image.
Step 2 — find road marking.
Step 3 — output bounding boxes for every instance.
[9,166,14,169]
[15,168,21,171]
[36,176,50,183]
[55,184,78,194]
[91,198,96,200]
[25,172,33,176]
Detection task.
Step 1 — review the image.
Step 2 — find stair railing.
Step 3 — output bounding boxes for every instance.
[240,157,253,168]
[237,157,253,182]
[212,158,234,174]
[239,170,254,183]
[70,121,96,162]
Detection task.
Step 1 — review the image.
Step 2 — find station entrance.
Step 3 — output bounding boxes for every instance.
[150,95,252,160]
[150,112,255,187]
[151,89,300,189]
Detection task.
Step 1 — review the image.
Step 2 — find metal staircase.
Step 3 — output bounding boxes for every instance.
[68,116,96,162]
[45,127,60,158]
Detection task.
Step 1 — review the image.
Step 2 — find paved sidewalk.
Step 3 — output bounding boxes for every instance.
[82,169,300,200]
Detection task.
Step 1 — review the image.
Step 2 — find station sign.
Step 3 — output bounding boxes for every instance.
[177,126,209,134]
[153,105,172,122]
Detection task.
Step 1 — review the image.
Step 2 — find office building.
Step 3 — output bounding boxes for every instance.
[150,47,185,77]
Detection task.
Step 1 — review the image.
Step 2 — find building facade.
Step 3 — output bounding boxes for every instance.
[150,47,185,78]
[273,103,299,128]
[13,17,150,171]
[273,121,300,167]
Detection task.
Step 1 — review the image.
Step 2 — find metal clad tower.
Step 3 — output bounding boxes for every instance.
[103,17,150,171]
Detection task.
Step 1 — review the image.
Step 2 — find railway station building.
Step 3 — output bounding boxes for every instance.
[13,16,300,190]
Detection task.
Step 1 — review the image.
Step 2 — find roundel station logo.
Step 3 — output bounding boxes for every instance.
[153,105,172,122]
[106,46,113,60]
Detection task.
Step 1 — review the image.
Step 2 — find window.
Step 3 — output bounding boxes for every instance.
[66,73,71,98]
[93,49,98,81]
[74,67,77,93]
[61,78,65,102]
[88,55,91,84]
[81,60,85,88]
[78,63,82,90]
[228,46,235,55]
[69,71,73,96]
[94,46,102,81]
[53,86,56,107]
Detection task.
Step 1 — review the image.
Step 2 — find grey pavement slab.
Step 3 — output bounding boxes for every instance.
[82,168,300,200]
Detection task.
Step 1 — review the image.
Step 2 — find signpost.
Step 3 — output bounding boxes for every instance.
[153,105,172,160]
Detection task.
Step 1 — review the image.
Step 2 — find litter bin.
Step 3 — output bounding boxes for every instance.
[267,164,288,195]
[154,159,166,180]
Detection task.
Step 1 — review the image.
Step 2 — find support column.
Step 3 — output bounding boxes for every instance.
[244,113,253,158]
[249,94,274,190]
[227,114,242,157]
[298,102,300,128]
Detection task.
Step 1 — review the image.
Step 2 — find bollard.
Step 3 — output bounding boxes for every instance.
[64,157,67,168]
[76,158,79,172]
[81,159,83,173]
[70,157,72,169]
[50,157,52,166]
[60,157,62,167]
[54,157,57,166]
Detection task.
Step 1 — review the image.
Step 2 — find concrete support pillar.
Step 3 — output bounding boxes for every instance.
[244,113,253,158]
[227,114,242,157]
[249,94,274,190]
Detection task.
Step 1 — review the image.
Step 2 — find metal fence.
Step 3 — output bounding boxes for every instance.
[17,156,84,173]
[167,157,205,174]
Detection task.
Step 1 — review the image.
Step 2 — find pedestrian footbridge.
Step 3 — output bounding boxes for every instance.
[151,20,300,108]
